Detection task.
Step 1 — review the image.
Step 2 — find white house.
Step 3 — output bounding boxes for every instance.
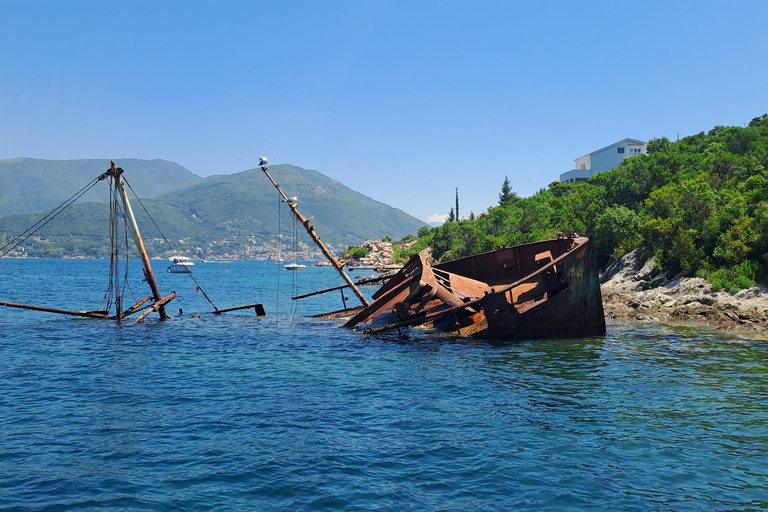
[559,138,647,184]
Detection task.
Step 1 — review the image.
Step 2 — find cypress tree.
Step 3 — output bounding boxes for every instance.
[455,188,459,220]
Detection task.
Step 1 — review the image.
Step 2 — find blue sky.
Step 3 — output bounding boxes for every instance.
[1,1,767,223]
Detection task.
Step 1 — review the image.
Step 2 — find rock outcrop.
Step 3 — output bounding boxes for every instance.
[346,240,394,268]
[601,249,768,336]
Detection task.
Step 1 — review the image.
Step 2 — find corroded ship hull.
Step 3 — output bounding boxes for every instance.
[343,236,606,339]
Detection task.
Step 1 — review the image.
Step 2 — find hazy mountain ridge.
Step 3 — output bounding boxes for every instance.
[0,160,426,257]
[0,158,204,216]
[153,164,425,245]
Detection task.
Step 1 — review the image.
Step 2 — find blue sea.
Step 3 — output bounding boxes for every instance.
[1,259,766,511]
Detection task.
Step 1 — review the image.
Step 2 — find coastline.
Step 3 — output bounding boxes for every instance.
[601,249,768,339]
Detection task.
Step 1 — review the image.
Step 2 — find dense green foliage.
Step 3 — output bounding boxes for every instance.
[342,246,370,259]
[417,115,768,290]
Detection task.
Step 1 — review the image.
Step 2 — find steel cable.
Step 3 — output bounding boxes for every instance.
[0,176,102,257]
[122,177,218,310]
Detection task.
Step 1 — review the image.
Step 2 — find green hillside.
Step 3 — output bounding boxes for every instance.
[408,114,768,292]
[159,164,424,243]
[0,163,426,259]
[0,158,204,216]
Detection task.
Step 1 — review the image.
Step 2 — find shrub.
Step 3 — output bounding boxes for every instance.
[341,246,369,259]
[697,260,759,293]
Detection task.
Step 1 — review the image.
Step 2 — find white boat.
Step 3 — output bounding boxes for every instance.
[284,263,306,271]
[168,256,194,273]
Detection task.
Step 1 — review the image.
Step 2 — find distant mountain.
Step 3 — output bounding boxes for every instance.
[0,161,427,257]
[0,158,204,216]
[156,164,425,244]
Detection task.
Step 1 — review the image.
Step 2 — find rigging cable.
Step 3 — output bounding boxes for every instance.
[122,177,218,311]
[105,178,119,312]
[104,176,141,314]
[0,176,103,258]
[118,191,139,308]
[291,213,300,320]
[275,186,281,327]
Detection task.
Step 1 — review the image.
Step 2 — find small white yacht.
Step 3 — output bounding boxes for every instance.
[284,262,306,271]
[167,256,194,273]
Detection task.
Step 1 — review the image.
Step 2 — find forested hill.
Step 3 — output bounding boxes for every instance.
[151,164,426,245]
[0,158,204,216]
[0,163,426,257]
[413,114,768,292]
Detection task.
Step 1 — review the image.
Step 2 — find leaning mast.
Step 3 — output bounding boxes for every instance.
[0,162,174,321]
[259,158,370,308]
[107,162,171,320]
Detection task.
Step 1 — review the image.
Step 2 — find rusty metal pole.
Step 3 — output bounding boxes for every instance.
[109,162,170,320]
[260,164,370,308]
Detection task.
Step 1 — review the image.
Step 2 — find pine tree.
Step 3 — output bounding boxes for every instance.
[499,176,513,205]
[448,207,455,223]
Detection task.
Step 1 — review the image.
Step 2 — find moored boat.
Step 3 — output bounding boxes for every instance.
[167,256,194,273]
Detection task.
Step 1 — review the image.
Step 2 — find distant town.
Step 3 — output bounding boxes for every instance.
[2,234,347,262]
[152,235,346,262]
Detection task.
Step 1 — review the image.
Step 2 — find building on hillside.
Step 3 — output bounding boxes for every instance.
[558,138,647,184]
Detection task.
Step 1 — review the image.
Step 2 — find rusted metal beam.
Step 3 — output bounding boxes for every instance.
[135,292,176,323]
[359,295,486,334]
[209,303,266,316]
[291,274,393,301]
[120,296,152,318]
[0,300,113,319]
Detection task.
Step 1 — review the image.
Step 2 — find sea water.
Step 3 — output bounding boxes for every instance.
[0,259,766,511]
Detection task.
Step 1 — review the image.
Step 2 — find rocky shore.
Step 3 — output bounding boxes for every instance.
[344,240,395,269]
[340,241,767,337]
[601,249,768,337]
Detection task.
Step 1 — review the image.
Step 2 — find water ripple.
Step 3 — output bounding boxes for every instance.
[1,261,767,510]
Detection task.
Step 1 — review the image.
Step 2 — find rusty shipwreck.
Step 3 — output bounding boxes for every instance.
[260,158,606,340]
[340,235,606,338]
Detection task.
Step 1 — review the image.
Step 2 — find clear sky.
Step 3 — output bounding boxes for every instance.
[2,1,767,223]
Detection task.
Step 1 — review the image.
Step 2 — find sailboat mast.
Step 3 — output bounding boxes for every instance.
[260,162,370,308]
[108,162,170,320]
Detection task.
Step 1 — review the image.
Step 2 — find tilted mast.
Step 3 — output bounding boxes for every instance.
[107,162,171,320]
[260,159,370,308]
[0,162,174,321]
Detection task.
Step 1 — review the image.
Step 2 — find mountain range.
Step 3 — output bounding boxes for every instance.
[0,158,204,216]
[0,158,426,258]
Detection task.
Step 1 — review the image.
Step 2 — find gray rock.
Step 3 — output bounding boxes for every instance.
[600,249,643,284]
[599,250,768,335]
[636,256,658,282]
[735,286,765,300]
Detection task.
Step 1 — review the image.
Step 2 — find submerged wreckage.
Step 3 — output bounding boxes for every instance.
[340,236,606,338]
[0,162,264,321]
[261,158,605,340]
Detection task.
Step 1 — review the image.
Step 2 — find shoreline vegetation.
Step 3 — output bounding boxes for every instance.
[402,115,768,293]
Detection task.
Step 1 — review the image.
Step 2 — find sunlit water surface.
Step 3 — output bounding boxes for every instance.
[1,259,766,511]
